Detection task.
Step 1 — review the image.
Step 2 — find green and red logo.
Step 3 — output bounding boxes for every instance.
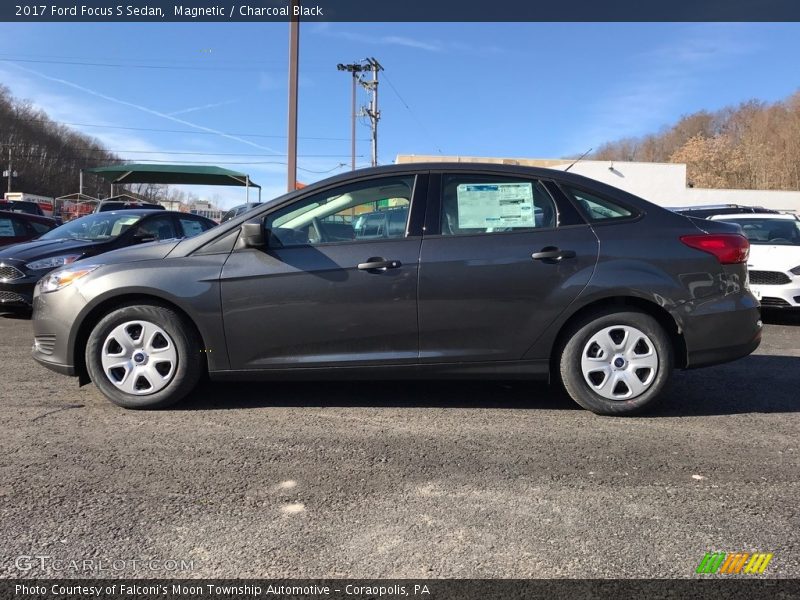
[696,552,773,575]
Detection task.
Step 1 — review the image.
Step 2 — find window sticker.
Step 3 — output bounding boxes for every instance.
[456,182,535,229]
[0,218,16,237]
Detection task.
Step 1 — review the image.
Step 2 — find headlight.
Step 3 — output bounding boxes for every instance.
[40,265,100,293]
[26,254,83,270]
[791,265,800,276]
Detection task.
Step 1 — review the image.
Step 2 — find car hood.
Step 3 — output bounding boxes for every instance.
[748,244,800,272]
[82,239,182,265]
[0,237,106,263]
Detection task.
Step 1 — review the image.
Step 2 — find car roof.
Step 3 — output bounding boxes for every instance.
[93,209,184,216]
[0,209,56,223]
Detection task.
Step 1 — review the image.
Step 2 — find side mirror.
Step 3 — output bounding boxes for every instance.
[133,233,157,244]
[241,222,266,248]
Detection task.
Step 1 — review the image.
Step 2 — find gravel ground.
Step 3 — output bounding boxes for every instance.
[0,310,798,579]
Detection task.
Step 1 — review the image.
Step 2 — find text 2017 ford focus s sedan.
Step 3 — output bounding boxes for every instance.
[30,164,761,415]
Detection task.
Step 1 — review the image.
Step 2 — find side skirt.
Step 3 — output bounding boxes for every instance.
[209,360,550,382]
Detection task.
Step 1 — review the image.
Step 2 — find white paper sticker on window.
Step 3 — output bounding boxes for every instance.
[456,182,535,229]
[0,219,15,237]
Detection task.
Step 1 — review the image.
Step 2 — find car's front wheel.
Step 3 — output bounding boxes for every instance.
[85,303,203,409]
[558,309,673,415]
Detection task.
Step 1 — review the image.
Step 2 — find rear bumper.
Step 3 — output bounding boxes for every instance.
[680,292,762,369]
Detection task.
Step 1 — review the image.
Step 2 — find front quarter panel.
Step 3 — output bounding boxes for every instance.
[34,254,229,374]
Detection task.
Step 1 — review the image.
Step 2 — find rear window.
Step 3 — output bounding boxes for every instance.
[30,221,53,234]
[179,217,213,237]
[566,187,634,222]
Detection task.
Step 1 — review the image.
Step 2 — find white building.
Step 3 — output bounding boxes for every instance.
[395,155,800,213]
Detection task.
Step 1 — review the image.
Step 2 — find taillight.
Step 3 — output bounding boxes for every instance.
[680,234,749,264]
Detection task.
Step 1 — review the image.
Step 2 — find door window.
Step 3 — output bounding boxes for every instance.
[265,176,415,247]
[134,216,178,241]
[440,175,557,236]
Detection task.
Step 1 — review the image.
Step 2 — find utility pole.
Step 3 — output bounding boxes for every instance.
[336,57,383,168]
[6,148,11,194]
[361,57,383,167]
[287,0,300,192]
[337,62,367,171]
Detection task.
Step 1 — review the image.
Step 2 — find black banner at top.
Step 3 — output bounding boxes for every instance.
[2,0,800,22]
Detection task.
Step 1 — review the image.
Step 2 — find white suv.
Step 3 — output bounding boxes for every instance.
[710,212,800,309]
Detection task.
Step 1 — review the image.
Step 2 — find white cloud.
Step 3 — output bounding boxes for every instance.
[310,23,501,56]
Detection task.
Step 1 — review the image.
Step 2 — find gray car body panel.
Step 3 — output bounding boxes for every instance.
[30,162,762,383]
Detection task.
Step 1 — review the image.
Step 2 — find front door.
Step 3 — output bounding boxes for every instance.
[221,174,425,370]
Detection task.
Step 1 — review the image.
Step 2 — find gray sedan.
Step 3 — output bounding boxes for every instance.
[30,163,761,415]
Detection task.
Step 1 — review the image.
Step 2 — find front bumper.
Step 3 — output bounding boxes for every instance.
[31,352,76,376]
[0,261,39,307]
[31,281,88,379]
[751,282,800,309]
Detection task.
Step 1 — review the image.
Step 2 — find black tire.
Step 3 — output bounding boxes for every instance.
[85,303,204,409]
[558,309,673,416]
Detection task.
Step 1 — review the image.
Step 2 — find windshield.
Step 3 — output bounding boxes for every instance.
[39,212,143,241]
[719,217,800,245]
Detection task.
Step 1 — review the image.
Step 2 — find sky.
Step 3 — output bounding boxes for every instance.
[0,22,799,208]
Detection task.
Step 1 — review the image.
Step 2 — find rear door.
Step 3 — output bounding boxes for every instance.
[418,172,599,363]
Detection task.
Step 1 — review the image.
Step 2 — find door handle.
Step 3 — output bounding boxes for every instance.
[358,258,402,272]
[531,247,576,262]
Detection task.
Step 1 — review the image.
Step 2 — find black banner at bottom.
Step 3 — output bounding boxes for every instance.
[2,580,800,600]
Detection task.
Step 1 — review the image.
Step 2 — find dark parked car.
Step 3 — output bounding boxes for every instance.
[30,164,761,415]
[220,202,263,223]
[669,204,780,220]
[95,200,166,213]
[0,200,46,216]
[0,211,58,249]
[0,210,215,310]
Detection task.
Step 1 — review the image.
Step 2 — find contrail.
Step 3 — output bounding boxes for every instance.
[3,61,282,154]
[168,99,237,116]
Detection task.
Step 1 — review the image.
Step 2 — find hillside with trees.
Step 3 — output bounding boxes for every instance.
[0,84,122,199]
[592,90,800,191]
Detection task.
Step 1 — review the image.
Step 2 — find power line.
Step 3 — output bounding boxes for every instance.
[382,71,443,155]
[0,56,311,73]
[4,116,367,141]
[1,144,359,158]
[4,151,348,172]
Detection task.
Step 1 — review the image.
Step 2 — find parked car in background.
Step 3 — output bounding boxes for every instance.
[669,204,780,220]
[0,200,47,216]
[220,202,263,223]
[0,210,215,310]
[30,163,761,415]
[0,211,58,248]
[709,212,800,309]
[95,200,166,213]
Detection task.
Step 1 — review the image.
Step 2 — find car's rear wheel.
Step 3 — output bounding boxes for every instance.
[558,309,673,415]
[85,303,203,409]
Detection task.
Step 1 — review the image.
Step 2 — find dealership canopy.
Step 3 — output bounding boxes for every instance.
[84,164,261,188]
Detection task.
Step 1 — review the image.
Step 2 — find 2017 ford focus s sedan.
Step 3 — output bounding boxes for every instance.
[30,163,762,415]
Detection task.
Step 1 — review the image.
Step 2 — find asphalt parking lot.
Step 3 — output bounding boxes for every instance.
[0,311,798,579]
